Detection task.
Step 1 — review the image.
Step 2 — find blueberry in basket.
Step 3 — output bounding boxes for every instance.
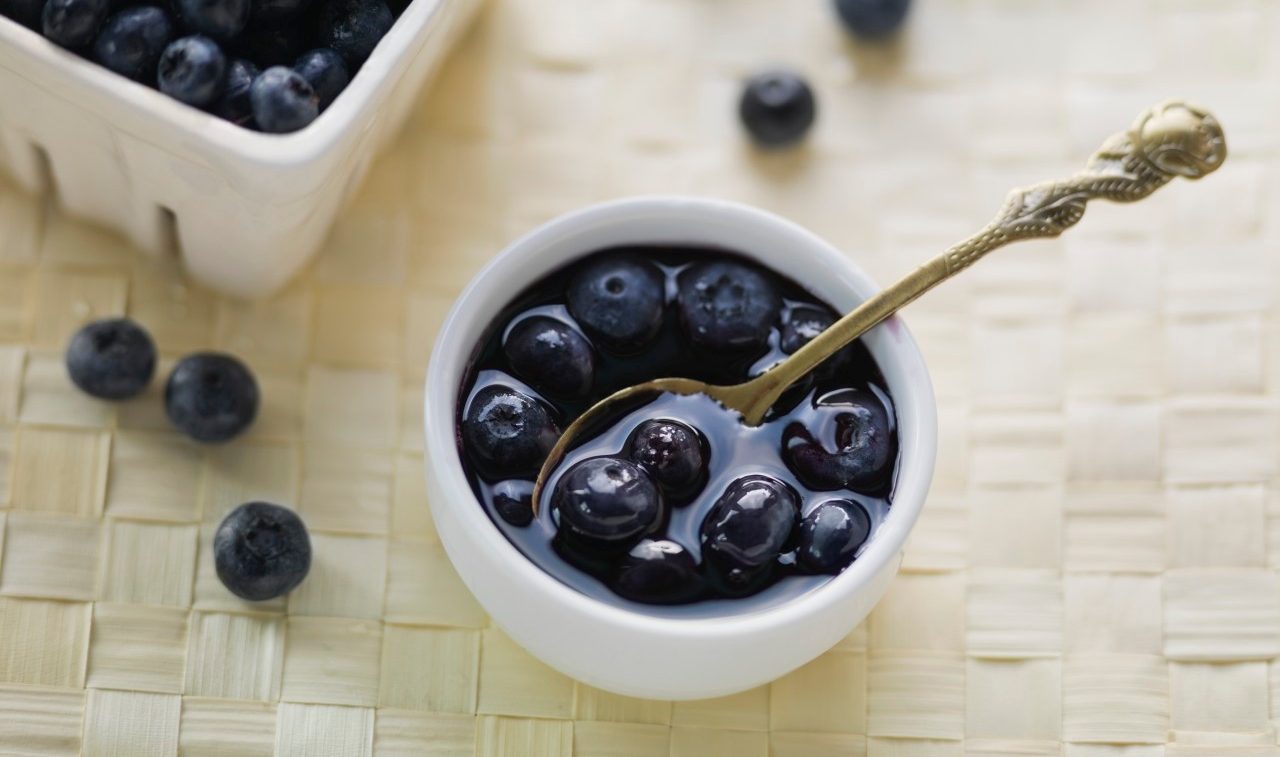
[458,248,897,613]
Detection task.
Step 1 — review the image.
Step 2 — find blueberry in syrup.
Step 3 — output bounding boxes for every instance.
[676,259,781,353]
[566,255,665,354]
[42,0,110,49]
[293,47,349,110]
[784,388,895,492]
[796,498,871,574]
[157,34,226,107]
[552,456,663,547]
[503,315,595,399]
[65,317,157,400]
[173,0,248,42]
[215,501,311,601]
[738,70,817,149]
[316,0,393,66]
[249,65,319,133]
[834,0,911,40]
[491,479,534,527]
[781,304,836,355]
[462,385,560,480]
[91,6,174,81]
[211,57,258,126]
[613,539,703,605]
[700,475,799,594]
[165,352,259,443]
[625,419,706,502]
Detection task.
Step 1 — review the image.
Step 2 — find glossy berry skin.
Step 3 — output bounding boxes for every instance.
[834,0,910,40]
[157,34,226,106]
[565,255,665,354]
[173,0,247,41]
[613,539,704,605]
[42,0,110,49]
[784,389,895,492]
[490,480,533,527]
[503,315,595,399]
[552,456,663,549]
[317,0,392,65]
[235,21,309,66]
[211,57,258,125]
[676,260,781,353]
[1,0,45,29]
[781,305,835,354]
[65,318,156,400]
[797,499,871,574]
[700,475,798,593]
[625,419,706,501]
[165,352,259,443]
[738,70,817,149]
[249,66,319,133]
[91,6,173,81]
[294,48,349,109]
[214,502,311,601]
[462,385,560,479]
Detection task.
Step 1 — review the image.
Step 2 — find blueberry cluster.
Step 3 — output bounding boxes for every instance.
[459,248,898,606]
[2,0,398,132]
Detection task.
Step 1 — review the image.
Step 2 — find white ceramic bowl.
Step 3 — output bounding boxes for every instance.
[0,0,481,297]
[424,196,936,700]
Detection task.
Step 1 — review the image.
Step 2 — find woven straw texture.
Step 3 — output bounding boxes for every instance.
[0,0,1277,754]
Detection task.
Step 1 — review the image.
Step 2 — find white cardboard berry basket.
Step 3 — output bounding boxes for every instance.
[0,0,482,297]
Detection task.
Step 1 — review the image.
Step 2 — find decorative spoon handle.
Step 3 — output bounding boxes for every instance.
[729,100,1227,425]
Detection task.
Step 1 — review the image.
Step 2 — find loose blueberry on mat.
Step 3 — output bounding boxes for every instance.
[625,419,706,501]
[834,0,911,40]
[700,475,798,593]
[157,34,226,106]
[565,255,666,353]
[613,539,704,605]
[249,65,319,133]
[215,501,311,600]
[165,352,259,442]
[173,0,248,41]
[462,385,560,479]
[317,0,393,65]
[42,0,110,49]
[676,260,781,353]
[491,480,534,527]
[738,70,817,149]
[781,304,835,354]
[0,0,45,29]
[503,315,596,399]
[92,6,174,81]
[211,57,258,125]
[784,389,895,492]
[796,498,870,574]
[294,48,349,109]
[552,456,663,550]
[65,318,157,400]
[235,20,310,66]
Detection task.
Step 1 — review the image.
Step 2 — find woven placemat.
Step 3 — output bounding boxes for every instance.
[1,0,1277,754]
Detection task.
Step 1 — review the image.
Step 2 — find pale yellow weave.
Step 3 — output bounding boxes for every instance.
[0,0,1276,754]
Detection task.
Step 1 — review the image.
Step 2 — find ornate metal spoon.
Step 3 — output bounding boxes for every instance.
[532,100,1226,509]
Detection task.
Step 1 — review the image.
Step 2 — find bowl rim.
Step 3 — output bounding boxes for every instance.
[424,195,937,639]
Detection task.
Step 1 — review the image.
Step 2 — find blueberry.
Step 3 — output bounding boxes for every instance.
[797,499,870,574]
[700,475,798,593]
[676,260,781,353]
[834,0,910,40]
[211,57,258,126]
[214,502,311,601]
[294,48,349,110]
[65,318,156,400]
[250,0,311,23]
[502,315,595,399]
[781,304,835,354]
[738,70,817,149]
[249,66,319,133]
[316,0,393,66]
[91,6,173,82]
[625,419,706,501]
[462,385,560,479]
[491,479,533,527]
[164,352,259,443]
[42,0,109,49]
[157,34,225,106]
[552,456,663,549]
[172,0,246,41]
[565,255,665,353]
[1,0,46,29]
[613,539,703,605]
[235,21,309,66]
[783,389,895,492]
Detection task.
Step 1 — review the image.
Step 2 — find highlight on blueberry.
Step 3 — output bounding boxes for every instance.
[676,259,781,353]
[293,47,349,110]
[503,315,596,399]
[157,34,227,106]
[92,6,174,82]
[249,65,319,133]
[552,456,663,551]
[316,0,393,65]
[625,419,706,502]
[738,70,817,149]
[612,539,704,605]
[796,498,871,574]
[781,304,836,354]
[566,254,666,353]
[165,351,260,443]
[700,475,799,594]
[491,479,534,527]
[214,501,311,601]
[462,385,560,479]
[211,57,259,125]
[42,0,110,49]
[65,317,157,400]
[783,389,896,492]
